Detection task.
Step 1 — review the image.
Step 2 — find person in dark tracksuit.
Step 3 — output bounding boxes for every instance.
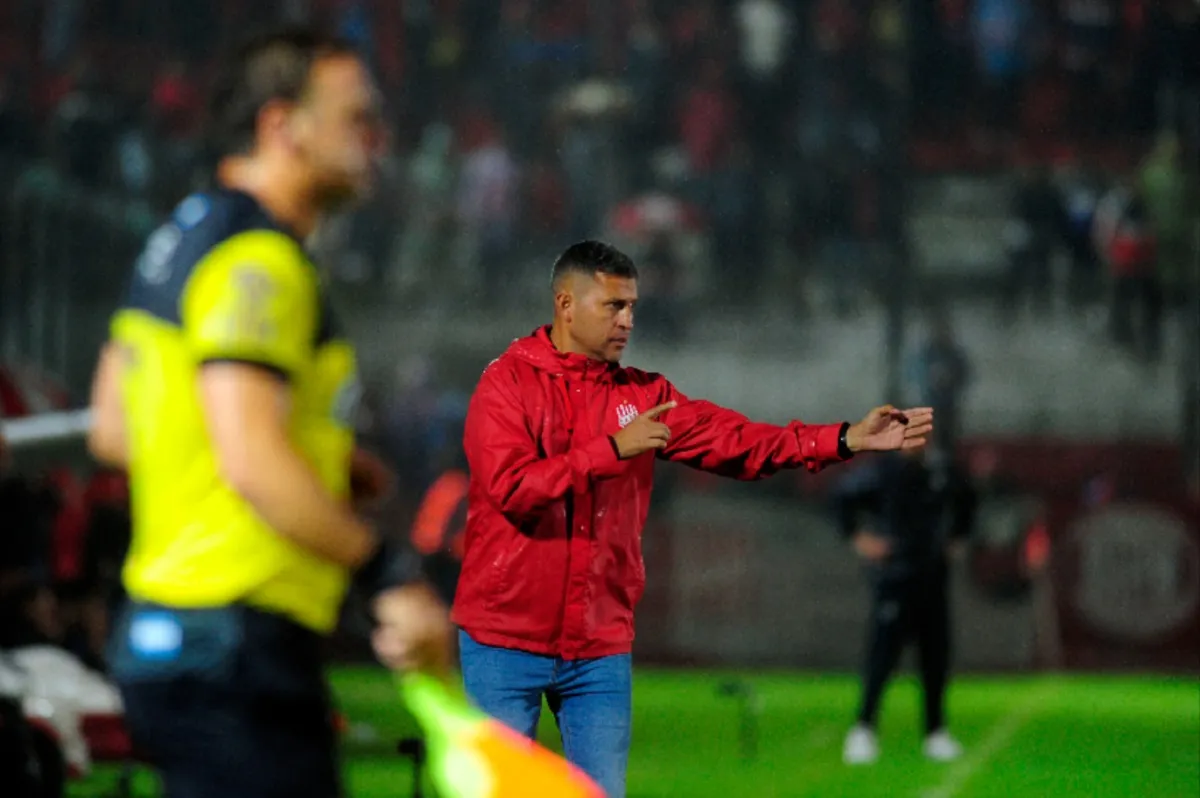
[834,446,977,765]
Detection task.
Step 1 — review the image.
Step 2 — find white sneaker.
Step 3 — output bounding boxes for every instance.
[843,724,880,765]
[923,729,964,762]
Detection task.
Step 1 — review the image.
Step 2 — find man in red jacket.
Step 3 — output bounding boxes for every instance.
[453,241,933,797]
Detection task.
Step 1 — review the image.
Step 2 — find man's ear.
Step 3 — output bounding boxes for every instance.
[554,287,572,317]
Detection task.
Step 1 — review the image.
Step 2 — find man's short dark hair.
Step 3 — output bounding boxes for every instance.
[207,27,357,157]
[551,241,638,289]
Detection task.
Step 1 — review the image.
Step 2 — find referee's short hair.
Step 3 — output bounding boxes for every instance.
[207,27,358,157]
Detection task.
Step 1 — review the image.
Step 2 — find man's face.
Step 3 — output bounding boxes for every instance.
[561,272,637,363]
[292,54,385,207]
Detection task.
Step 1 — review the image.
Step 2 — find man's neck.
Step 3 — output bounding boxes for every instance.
[217,156,320,239]
[549,322,598,360]
[548,322,573,355]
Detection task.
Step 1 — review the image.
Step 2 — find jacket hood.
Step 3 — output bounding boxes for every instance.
[506,325,619,382]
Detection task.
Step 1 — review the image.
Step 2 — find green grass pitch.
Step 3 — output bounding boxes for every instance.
[69,668,1199,798]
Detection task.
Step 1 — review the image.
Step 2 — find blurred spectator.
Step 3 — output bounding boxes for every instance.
[907,310,972,450]
[814,116,872,315]
[679,60,738,191]
[456,125,520,302]
[393,122,459,296]
[714,136,767,303]
[558,112,604,240]
[380,356,469,497]
[149,60,203,139]
[965,446,1041,603]
[635,232,685,344]
[1002,165,1062,322]
[1060,0,1120,137]
[1093,177,1162,360]
[733,0,794,159]
[1139,133,1196,312]
[1056,158,1106,309]
[1154,2,1200,141]
[912,0,973,129]
[625,1,670,158]
[489,1,540,154]
[669,0,722,78]
[556,76,634,241]
[115,108,160,199]
[49,62,120,187]
[346,150,406,286]
[834,445,977,766]
[410,447,470,607]
[525,150,570,242]
[401,0,437,126]
[971,0,1035,140]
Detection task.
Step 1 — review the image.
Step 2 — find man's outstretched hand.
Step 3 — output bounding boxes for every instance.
[845,406,933,453]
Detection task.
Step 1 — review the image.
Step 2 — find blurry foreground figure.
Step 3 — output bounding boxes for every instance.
[383,667,604,796]
[86,28,451,798]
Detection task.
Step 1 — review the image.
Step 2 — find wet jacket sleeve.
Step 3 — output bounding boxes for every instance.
[656,382,849,479]
[465,366,623,524]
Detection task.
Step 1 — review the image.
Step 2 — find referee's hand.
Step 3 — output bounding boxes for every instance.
[371,583,454,677]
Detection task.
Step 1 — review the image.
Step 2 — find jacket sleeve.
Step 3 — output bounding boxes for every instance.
[465,365,624,524]
[656,382,848,479]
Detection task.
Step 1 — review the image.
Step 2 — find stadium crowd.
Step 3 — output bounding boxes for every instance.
[2,1,1197,314]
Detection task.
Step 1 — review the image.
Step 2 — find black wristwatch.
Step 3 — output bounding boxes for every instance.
[837,422,854,460]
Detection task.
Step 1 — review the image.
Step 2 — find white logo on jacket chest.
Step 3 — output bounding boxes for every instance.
[616,402,640,429]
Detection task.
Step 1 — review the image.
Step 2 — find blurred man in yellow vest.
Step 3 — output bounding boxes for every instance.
[87,28,451,798]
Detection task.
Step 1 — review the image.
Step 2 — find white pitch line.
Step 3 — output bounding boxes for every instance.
[920,681,1055,798]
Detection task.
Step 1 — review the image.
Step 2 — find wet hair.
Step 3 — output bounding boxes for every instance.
[551,240,639,289]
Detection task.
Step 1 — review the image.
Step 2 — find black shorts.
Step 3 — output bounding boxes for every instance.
[108,601,341,798]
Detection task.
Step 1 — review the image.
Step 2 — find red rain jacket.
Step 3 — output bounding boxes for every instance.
[451,326,849,659]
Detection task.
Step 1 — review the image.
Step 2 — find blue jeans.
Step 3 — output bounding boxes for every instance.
[458,630,632,798]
